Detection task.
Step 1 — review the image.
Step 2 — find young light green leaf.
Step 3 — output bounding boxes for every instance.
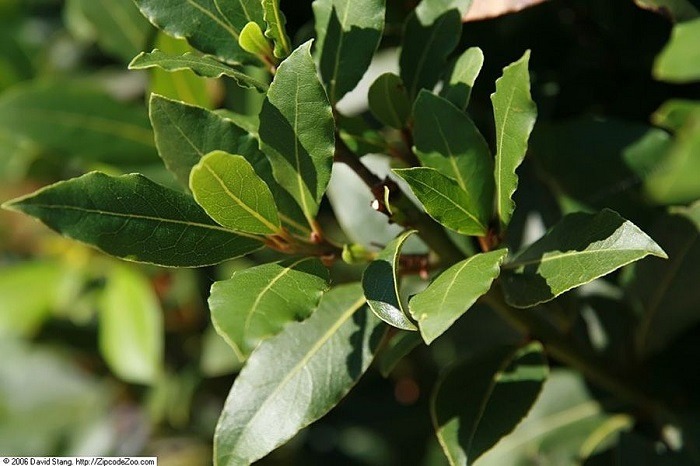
[133,0,265,64]
[432,342,548,466]
[368,73,411,129]
[394,167,488,236]
[441,47,484,111]
[2,172,262,267]
[99,264,163,384]
[313,0,386,104]
[400,10,461,99]
[0,81,156,165]
[66,0,151,63]
[410,250,507,344]
[652,99,700,132]
[238,21,274,59]
[653,17,700,83]
[258,41,335,225]
[362,230,418,330]
[262,0,291,58]
[502,209,667,308]
[415,0,473,25]
[492,50,537,230]
[209,258,330,359]
[129,49,269,92]
[190,151,281,235]
[378,331,423,377]
[413,91,494,228]
[214,283,383,466]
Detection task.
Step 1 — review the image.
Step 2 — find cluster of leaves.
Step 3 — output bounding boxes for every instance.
[3,0,700,465]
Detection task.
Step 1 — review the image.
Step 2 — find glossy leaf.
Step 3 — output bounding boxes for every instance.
[378,331,423,377]
[410,250,507,344]
[502,209,667,308]
[66,0,151,63]
[2,172,262,267]
[238,21,274,58]
[492,50,537,230]
[258,41,335,225]
[653,18,700,83]
[133,0,265,64]
[99,264,163,384]
[130,49,269,92]
[209,258,330,358]
[441,47,484,111]
[413,91,494,228]
[368,73,411,129]
[400,10,462,99]
[628,209,700,357]
[214,283,383,466]
[313,0,386,104]
[415,0,473,25]
[394,167,487,235]
[262,0,291,58]
[0,81,156,165]
[433,343,547,465]
[190,151,280,235]
[362,230,418,330]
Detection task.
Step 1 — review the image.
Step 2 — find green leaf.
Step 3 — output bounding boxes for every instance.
[238,21,274,58]
[633,0,699,22]
[394,167,488,235]
[214,283,383,466]
[652,99,700,132]
[413,91,494,228]
[378,331,423,377]
[492,50,537,230]
[400,10,462,99]
[368,73,411,129]
[410,250,507,344]
[262,0,291,58]
[501,209,667,308]
[129,49,269,92]
[2,172,262,267]
[209,258,330,358]
[258,41,335,225]
[628,209,700,357]
[415,0,473,25]
[133,0,265,64]
[313,0,386,104]
[432,342,548,466]
[99,264,163,384]
[190,151,280,235]
[0,81,156,165]
[66,0,151,63]
[441,47,484,111]
[653,17,700,83]
[362,230,418,330]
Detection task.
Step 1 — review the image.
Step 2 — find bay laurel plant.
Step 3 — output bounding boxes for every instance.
[3,0,696,465]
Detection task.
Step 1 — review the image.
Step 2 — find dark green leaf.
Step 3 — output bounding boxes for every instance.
[2,172,262,267]
[134,0,265,64]
[368,73,411,129]
[258,41,335,226]
[378,331,423,377]
[394,167,487,235]
[99,264,163,384]
[362,230,418,330]
[441,47,484,111]
[313,0,386,104]
[262,0,291,58]
[400,10,462,99]
[502,209,667,308]
[209,258,330,358]
[66,0,151,63]
[190,151,281,235]
[413,91,494,228]
[415,0,472,25]
[432,342,548,465]
[653,17,700,83]
[628,209,700,356]
[214,283,383,466]
[0,81,156,165]
[129,49,269,92]
[492,50,537,230]
[337,113,388,155]
[410,250,507,344]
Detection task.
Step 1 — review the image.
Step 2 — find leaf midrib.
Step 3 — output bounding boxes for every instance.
[503,246,656,269]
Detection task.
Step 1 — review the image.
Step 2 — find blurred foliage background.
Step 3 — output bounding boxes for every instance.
[1,0,700,464]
